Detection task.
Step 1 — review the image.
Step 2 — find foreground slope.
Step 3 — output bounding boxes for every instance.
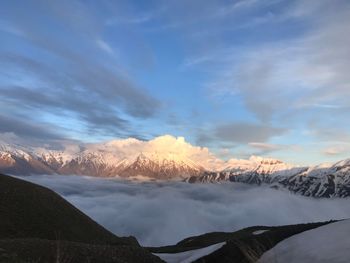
[0,174,163,263]
[149,221,335,263]
[259,219,350,263]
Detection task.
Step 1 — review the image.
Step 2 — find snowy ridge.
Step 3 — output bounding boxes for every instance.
[2,136,350,197]
[188,157,350,198]
[0,136,206,179]
[187,156,305,184]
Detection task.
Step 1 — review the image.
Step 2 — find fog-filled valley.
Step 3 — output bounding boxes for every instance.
[19,175,350,247]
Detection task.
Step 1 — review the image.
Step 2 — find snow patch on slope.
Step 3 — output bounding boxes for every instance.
[154,242,225,263]
[259,220,350,263]
[252,230,269,235]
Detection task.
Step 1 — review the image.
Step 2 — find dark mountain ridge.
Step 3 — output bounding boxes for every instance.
[0,173,163,263]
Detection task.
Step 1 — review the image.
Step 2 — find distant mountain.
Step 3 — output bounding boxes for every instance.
[187,157,350,198]
[0,173,163,263]
[2,136,350,197]
[0,137,206,179]
[187,156,306,184]
[276,159,350,197]
[116,153,204,179]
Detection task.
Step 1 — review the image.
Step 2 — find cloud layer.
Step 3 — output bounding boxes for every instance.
[20,175,350,246]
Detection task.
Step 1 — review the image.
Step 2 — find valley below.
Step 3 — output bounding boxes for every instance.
[2,173,350,263]
[18,174,350,247]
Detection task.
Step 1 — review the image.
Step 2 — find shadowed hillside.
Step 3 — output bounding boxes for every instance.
[149,221,337,263]
[0,174,163,263]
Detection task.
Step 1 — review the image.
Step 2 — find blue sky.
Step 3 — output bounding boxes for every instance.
[1,0,350,164]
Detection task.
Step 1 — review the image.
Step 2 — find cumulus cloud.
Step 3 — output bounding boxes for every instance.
[87,135,223,170]
[19,175,350,247]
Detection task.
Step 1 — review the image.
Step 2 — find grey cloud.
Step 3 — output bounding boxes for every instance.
[0,54,158,138]
[322,144,350,156]
[19,174,350,247]
[0,114,64,141]
[0,82,129,138]
[248,142,286,155]
[214,122,286,144]
[249,142,282,151]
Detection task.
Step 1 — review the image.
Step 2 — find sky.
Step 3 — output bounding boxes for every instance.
[1,0,350,165]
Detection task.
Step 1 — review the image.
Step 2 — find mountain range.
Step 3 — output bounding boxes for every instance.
[187,158,350,198]
[0,137,206,179]
[1,135,350,197]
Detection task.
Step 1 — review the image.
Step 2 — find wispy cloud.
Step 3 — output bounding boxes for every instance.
[190,0,350,149]
[0,114,64,141]
[96,39,115,54]
[248,142,283,151]
[0,1,161,140]
[106,13,153,26]
[323,144,350,156]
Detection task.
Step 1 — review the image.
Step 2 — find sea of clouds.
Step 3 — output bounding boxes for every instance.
[19,175,350,246]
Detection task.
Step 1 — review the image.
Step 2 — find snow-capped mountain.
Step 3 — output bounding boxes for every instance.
[187,156,350,198]
[187,156,306,184]
[0,136,206,179]
[2,135,350,197]
[117,153,204,179]
[276,159,350,197]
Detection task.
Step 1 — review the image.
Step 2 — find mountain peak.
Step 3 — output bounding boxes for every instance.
[136,152,148,160]
[249,155,284,165]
